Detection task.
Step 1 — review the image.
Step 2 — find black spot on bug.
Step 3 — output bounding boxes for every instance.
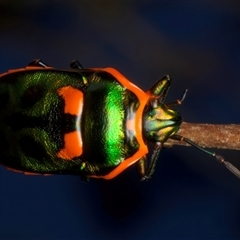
[21,85,45,109]
[0,130,9,152]
[0,92,10,110]
[5,113,40,130]
[62,114,77,132]
[19,135,47,160]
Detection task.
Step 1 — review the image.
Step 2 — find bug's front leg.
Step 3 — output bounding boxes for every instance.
[136,142,162,181]
[145,142,162,180]
[135,156,147,181]
[147,75,171,102]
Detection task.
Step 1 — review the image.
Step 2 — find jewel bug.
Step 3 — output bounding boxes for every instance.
[0,59,239,181]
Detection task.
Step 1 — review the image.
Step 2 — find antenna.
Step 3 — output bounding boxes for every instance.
[166,89,188,106]
[170,134,240,179]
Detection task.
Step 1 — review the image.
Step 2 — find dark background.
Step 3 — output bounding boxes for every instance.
[1,1,240,239]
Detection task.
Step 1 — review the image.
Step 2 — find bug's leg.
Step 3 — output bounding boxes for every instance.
[28,59,49,68]
[81,175,90,182]
[70,60,88,90]
[70,60,83,69]
[147,75,171,102]
[166,89,188,107]
[170,134,240,179]
[135,156,147,181]
[139,142,162,181]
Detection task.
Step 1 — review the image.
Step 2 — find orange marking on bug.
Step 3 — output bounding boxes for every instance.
[57,131,83,160]
[57,86,83,115]
[56,86,83,160]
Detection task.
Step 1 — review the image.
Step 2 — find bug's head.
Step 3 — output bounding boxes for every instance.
[143,100,182,143]
[143,75,184,144]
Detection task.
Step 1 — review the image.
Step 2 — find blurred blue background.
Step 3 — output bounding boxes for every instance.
[0,1,240,239]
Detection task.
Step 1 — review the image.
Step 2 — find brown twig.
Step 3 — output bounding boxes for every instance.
[167,122,240,150]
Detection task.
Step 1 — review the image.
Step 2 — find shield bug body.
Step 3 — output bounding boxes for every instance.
[0,59,239,181]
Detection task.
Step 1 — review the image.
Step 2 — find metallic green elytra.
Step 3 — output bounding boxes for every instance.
[0,59,240,181]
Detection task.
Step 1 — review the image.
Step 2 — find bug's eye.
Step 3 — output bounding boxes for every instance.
[149,111,154,118]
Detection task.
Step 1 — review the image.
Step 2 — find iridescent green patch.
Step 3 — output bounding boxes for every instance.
[81,72,125,168]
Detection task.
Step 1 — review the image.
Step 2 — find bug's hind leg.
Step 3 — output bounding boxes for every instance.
[70,60,83,69]
[28,59,49,68]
